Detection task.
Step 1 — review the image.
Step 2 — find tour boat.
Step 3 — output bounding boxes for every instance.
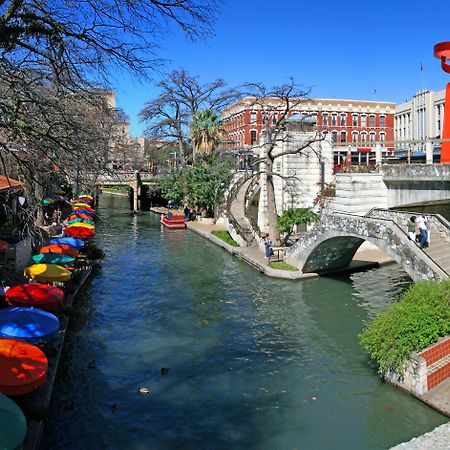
[161,212,186,229]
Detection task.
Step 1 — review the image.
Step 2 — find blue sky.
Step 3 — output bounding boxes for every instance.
[112,0,450,137]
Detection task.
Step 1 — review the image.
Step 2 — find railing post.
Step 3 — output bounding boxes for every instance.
[426,141,434,164]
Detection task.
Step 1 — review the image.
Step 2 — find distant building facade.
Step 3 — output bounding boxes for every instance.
[395,89,445,143]
[221,97,395,151]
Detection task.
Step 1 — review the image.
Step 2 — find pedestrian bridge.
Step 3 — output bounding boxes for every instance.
[285,209,450,282]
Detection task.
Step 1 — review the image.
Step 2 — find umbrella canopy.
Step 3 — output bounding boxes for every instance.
[24,264,72,282]
[67,218,95,226]
[6,283,64,312]
[39,244,80,258]
[32,253,75,265]
[0,307,60,344]
[0,338,48,396]
[67,213,93,221]
[64,227,96,239]
[50,237,85,249]
[72,202,92,208]
[76,194,94,201]
[0,240,8,252]
[66,222,95,230]
[0,393,27,450]
[72,206,95,213]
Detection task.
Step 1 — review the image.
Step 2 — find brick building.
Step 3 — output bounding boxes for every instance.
[221,97,396,160]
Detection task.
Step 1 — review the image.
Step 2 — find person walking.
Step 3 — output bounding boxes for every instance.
[415,214,428,248]
[407,216,417,242]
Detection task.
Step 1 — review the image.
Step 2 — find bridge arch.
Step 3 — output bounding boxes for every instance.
[286,213,448,282]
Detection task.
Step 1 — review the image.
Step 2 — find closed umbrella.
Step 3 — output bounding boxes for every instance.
[24,264,71,282]
[50,237,85,249]
[6,283,64,312]
[0,338,48,396]
[39,244,80,258]
[64,227,96,238]
[32,253,75,265]
[66,222,95,230]
[0,307,60,344]
[0,393,27,450]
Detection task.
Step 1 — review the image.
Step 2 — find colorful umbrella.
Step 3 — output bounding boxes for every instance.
[6,283,64,312]
[24,264,72,282]
[72,207,95,214]
[32,253,75,265]
[67,213,93,221]
[0,393,27,449]
[42,198,54,206]
[66,222,95,230]
[50,237,85,249]
[72,202,92,208]
[64,227,96,239]
[74,194,93,201]
[67,218,95,226]
[39,244,80,258]
[0,307,60,344]
[0,240,8,252]
[0,338,48,396]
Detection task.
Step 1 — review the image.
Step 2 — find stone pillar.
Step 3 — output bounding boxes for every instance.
[132,184,139,211]
[426,141,434,164]
[375,144,382,168]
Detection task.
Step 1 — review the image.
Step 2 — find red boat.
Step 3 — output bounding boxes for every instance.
[161,212,186,229]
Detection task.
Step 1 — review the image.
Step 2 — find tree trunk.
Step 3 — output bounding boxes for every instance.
[265,158,281,245]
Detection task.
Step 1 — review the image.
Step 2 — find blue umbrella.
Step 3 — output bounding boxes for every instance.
[31,253,76,265]
[50,237,85,249]
[0,307,60,344]
[72,209,94,216]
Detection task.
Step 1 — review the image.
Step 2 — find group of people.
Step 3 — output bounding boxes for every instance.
[44,207,62,225]
[407,213,430,249]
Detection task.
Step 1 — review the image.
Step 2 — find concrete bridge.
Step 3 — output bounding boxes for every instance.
[285,209,450,282]
[94,171,160,210]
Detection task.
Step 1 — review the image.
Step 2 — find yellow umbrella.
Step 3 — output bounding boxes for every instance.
[66,222,95,230]
[24,264,71,282]
[72,202,91,208]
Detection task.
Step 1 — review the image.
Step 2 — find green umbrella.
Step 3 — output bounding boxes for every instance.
[67,218,94,225]
[31,253,75,265]
[0,394,27,450]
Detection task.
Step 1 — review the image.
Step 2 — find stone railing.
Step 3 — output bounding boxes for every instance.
[286,212,448,281]
[380,163,450,180]
[367,208,450,243]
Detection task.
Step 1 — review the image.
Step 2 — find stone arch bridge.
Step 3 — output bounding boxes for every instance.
[286,209,450,282]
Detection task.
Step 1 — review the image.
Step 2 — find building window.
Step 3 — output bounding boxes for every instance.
[272,113,277,125]
[250,130,257,145]
[361,115,367,127]
[369,115,375,127]
[250,111,256,124]
[352,115,358,126]
[380,132,385,142]
[369,132,375,142]
[331,131,338,142]
[322,113,328,126]
[331,114,337,126]
[340,113,346,126]
[379,115,385,127]
[352,132,358,142]
[340,131,347,142]
[361,132,367,142]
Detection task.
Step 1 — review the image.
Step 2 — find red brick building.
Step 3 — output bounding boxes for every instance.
[221,97,395,151]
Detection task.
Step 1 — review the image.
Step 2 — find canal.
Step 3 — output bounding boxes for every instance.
[41,194,447,450]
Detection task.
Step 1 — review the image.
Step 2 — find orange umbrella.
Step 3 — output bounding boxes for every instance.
[0,338,48,396]
[39,244,80,258]
[67,213,92,221]
[64,227,96,239]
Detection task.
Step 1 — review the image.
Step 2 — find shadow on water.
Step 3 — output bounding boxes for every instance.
[41,194,447,450]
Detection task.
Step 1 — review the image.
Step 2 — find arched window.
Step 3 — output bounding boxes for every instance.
[340,131,347,142]
[250,130,257,145]
[352,132,358,142]
[361,132,367,142]
[369,132,376,142]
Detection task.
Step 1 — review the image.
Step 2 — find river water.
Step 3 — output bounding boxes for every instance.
[41,194,447,450]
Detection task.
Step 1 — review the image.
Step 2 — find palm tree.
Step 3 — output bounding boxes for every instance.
[190,109,221,161]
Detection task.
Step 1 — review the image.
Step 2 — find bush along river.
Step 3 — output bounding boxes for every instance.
[41,194,447,450]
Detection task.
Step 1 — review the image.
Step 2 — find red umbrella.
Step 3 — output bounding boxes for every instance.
[39,244,80,258]
[0,338,48,396]
[6,283,64,312]
[64,227,96,239]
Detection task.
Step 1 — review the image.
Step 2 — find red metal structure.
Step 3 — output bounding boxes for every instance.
[434,42,450,163]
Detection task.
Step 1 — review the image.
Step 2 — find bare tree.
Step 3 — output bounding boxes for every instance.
[240,79,326,245]
[139,68,240,163]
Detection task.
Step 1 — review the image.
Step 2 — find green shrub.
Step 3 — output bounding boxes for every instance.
[211,230,239,247]
[359,280,450,375]
[268,261,298,271]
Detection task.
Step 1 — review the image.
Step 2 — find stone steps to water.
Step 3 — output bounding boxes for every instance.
[229,179,255,245]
